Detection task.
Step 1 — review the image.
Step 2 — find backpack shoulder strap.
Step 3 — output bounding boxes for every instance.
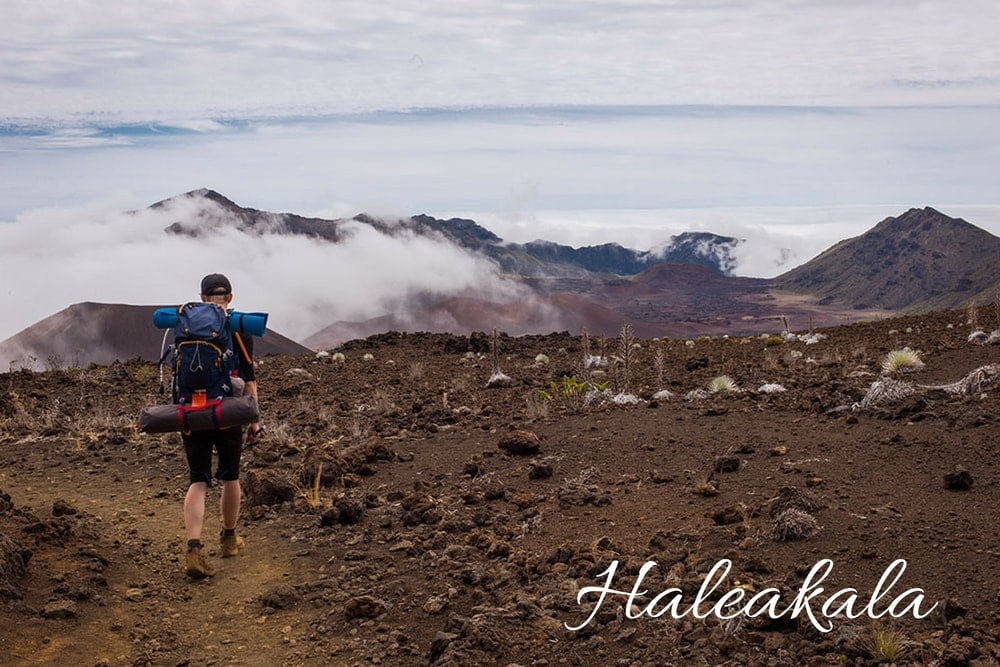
[233,330,253,366]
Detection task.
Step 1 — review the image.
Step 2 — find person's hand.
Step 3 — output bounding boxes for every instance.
[245,423,265,446]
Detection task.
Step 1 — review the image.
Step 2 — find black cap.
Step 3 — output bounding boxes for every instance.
[200,273,232,296]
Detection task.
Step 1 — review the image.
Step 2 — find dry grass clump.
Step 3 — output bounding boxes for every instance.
[708,375,739,393]
[770,508,819,541]
[857,623,912,662]
[880,347,924,374]
[558,467,612,507]
[769,486,823,517]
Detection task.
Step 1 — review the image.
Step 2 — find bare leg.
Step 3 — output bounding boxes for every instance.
[184,482,208,541]
[220,479,241,531]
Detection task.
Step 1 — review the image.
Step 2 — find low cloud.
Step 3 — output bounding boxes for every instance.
[0,196,523,345]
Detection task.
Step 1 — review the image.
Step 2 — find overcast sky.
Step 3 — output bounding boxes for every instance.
[1,1,999,343]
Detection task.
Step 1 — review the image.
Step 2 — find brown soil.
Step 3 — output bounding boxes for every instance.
[1,309,998,666]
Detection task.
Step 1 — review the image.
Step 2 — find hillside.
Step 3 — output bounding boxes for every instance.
[774,207,1000,311]
[0,302,311,370]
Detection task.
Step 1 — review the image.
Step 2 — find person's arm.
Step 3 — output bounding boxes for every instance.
[235,331,263,442]
[244,379,263,442]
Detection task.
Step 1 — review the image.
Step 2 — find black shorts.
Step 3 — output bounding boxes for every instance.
[182,427,243,485]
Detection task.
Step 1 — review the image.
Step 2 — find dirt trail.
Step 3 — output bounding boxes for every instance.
[0,441,329,666]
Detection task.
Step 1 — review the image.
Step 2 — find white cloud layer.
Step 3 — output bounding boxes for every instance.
[0,198,518,344]
[3,0,999,122]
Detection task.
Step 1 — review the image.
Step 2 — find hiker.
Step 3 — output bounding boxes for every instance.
[182,273,263,579]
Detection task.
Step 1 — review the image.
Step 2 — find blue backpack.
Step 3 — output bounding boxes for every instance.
[169,302,239,405]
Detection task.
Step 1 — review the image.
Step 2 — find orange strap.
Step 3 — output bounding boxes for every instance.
[234,331,253,367]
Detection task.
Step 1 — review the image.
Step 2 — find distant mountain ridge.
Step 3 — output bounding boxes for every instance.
[3,193,997,365]
[155,189,744,278]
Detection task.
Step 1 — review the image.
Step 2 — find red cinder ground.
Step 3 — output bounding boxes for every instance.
[1,309,998,666]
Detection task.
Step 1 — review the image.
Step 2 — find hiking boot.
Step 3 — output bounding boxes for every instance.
[220,531,245,558]
[184,546,215,579]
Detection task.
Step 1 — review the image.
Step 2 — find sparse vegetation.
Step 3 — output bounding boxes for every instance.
[968,302,980,330]
[542,374,588,401]
[770,508,819,541]
[708,375,739,393]
[612,322,638,398]
[880,347,924,374]
[524,391,550,420]
[300,462,325,508]
[858,623,911,662]
[486,328,513,387]
[995,290,1000,330]
[581,328,607,372]
[693,471,719,497]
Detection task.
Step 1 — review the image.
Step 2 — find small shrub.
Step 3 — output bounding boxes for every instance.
[614,322,637,394]
[693,471,719,497]
[486,328,512,387]
[858,624,910,662]
[524,392,549,420]
[995,289,1000,330]
[854,377,917,409]
[763,335,784,347]
[610,392,640,405]
[770,508,819,541]
[300,462,324,508]
[708,375,739,393]
[967,302,980,329]
[486,370,513,388]
[880,348,924,374]
[547,375,587,400]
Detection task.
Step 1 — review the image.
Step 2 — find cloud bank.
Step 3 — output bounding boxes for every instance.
[3,0,999,124]
[0,196,521,344]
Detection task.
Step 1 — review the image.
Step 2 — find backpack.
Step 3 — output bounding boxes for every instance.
[168,302,240,405]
